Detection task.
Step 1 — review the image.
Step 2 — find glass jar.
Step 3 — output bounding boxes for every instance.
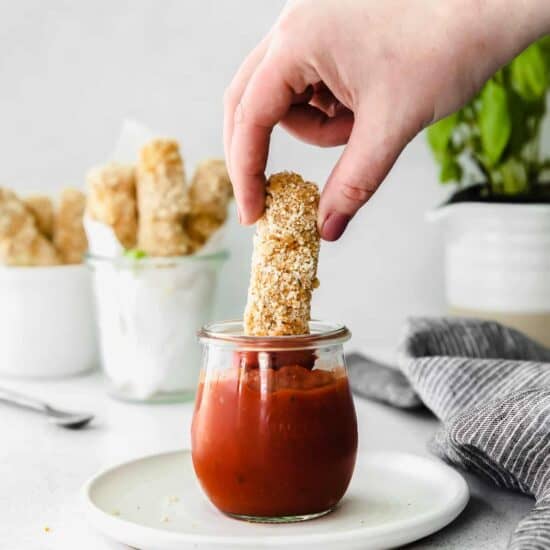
[86,251,228,403]
[191,320,358,523]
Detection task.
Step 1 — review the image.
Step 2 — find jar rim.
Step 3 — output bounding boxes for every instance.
[197,319,351,350]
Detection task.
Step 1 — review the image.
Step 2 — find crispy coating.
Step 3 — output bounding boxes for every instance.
[138,218,193,257]
[54,188,88,264]
[137,139,191,256]
[189,159,232,221]
[86,163,138,249]
[0,188,60,266]
[23,195,54,239]
[244,172,320,336]
[186,159,232,247]
[184,213,221,250]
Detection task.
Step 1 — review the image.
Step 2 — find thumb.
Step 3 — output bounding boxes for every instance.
[318,104,409,241]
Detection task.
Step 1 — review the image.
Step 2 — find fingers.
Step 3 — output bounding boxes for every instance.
[223,35,270,175]
[318,102,409,241]
[280,103,354,147]
[291,85,314,105]
[230,52,309,224]
[308,82,347,117]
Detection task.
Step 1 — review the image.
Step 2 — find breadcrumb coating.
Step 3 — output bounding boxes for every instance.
[244,172,320,336]
[0,188,60,266]
[184,213,221,252]
[189,159,232,220]
[137,139,191,256]
[24,195,54,239]
[187,159,232,247]
[87,163,138,249]
[54,188,88,264]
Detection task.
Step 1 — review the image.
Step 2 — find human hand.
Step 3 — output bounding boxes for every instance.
[224,0,549,240]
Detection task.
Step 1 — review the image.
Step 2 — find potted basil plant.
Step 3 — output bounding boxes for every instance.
[427,37,550,346]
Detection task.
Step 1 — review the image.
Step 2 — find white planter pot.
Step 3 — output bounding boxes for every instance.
[0,265,98,378]
[430,202,550,346]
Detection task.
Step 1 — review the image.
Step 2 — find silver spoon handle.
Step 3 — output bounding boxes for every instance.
[0,386,49,415]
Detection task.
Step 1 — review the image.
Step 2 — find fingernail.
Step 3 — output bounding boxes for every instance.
[321,212,350,241]
[237,207,243,224]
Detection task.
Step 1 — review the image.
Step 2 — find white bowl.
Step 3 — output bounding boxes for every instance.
[0,264,98,378]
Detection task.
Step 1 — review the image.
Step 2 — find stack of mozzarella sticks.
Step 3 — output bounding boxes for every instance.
[86,139,232,256]
[0,188,87,266]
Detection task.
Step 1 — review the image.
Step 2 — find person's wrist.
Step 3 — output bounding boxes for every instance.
[483,0,549,58]
[524,0,550,38]
[450,0,548,91]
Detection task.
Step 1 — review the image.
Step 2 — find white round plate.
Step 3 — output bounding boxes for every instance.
[82,450,469,550]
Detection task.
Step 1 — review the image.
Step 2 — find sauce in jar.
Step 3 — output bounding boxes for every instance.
[191,356,358,518]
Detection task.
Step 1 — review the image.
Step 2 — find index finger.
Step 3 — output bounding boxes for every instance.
[223,35,270,175]
[230,53,308,224]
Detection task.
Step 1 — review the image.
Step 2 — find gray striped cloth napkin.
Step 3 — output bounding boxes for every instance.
[347,317,550,549]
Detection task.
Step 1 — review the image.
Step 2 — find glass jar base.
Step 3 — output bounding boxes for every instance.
[226,508,334,523]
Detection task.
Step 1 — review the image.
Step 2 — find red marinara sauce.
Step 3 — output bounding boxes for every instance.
[191,356,358,518]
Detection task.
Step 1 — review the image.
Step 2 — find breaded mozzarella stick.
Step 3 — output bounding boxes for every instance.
[23,195,54,239]
[0,188,60,266]
[86,163,138,249]
[54,188,88,264]
[186,159,233,247]
[244,172,320,336]
[136,139,191,256]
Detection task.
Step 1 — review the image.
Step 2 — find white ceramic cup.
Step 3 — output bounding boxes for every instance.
[0,265,98,378]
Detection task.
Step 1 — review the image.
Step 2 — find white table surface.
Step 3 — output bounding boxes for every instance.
[0,358,533,550]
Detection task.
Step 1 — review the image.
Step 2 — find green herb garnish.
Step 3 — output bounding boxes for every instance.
[124,249,148,260]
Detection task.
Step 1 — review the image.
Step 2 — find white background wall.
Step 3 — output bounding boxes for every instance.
[0,0,465,348]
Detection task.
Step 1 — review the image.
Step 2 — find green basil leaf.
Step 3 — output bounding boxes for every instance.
[479,80,511,166]
[439,154,462,183]
[500,158,528,194]
[427,113,458,160]
[510,43,548,101]
[124,249,147,260]
[506,90,532,156]
[535,35,550,77]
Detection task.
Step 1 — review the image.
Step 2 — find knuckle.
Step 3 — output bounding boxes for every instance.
[239,157,259,176]
[268,32,291,65]
[234,148,265,177]
[272,8,304,53]
[276,8,297,35]
[341,182,375,205]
